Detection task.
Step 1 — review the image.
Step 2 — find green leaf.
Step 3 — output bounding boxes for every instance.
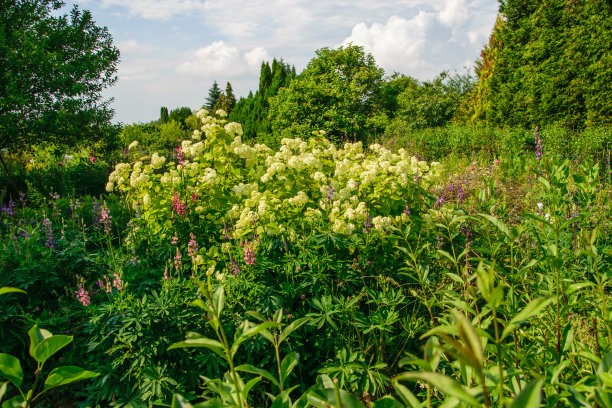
[279,317,309,344]
[32,335,73,365]
[372,396,405,408]
[0,288,26,296]
[479,214,510,239]
[43,366,99,391]
[510,379,543,408]
[391,381,422,407]
[230,321,278,358]
[280,352,299,384]
[306,388,366,408]
[212,285,225,316]
[502,296,554,340]
[0,382,8,401]
[168,338,226,358]
[394,372,479,406]
[235,364,280,389]
[170,394,194,408]
[28,326,52,360]
[1,394,25,408]
[0,354,23,388]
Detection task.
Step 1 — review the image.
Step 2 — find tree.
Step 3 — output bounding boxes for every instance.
[224,82,236,114]
[168,107,192,127]
[268,45,384,143]
[0,0,120,152]
[205,81,222,110]
[472,0,612,128]
[160,106,169,123]
[229,59,295,142]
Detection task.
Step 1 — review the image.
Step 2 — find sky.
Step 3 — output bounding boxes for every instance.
[69,0,499,124]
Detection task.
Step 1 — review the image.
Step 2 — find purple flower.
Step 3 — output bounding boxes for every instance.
[534,128,543,161]
[41,216,56,249]
[363,214,373,234]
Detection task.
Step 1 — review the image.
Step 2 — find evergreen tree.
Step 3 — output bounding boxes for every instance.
[205,81,222,110]
[472,0,612,128]
[160,106,169,123]
[229,60,296,141]
[225,82,236,114]
[259,62,272,94]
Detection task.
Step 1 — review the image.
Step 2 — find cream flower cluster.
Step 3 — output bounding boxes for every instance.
[107,111,442,247]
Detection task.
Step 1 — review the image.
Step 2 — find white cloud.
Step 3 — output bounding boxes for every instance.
[96,0,207,20]
[439,0,469,26]
[343,1,497,79]
[244,47,271,70]
[177,41,270,77]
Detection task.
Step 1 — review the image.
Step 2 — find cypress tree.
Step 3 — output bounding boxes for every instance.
[160,106,169,123]
[225,82,236,114]
[259,62,272,94]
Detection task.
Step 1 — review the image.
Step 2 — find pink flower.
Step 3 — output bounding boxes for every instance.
[75,277,90,306]
[90,156,96,163]
[187,233,198,258]
[58,161,63,167]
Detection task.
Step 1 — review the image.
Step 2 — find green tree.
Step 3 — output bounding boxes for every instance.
[268,45,384,143]
[205,81,222,110]
[0,0,119,189]
[392,71,475,130]
[473,0,612,128]
[224,82,236,114]
[168,106,192,127]
[229,59,295,142]
[160,106,169,123]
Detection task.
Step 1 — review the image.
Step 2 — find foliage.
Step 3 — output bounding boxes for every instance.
[229,59,296,144]
[0,288,99,408]
[472,0,612,128]
[0,0,120,152]
[205,81,222,111]
[268,45,385,145]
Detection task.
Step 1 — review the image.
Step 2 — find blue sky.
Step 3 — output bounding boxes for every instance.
[69,0,499,124]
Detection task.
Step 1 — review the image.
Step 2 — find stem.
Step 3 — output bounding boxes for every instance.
[274,334,284,392]
[491,307,504,404]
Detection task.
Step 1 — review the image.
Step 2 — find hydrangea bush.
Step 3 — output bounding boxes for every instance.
[107,110,442,270]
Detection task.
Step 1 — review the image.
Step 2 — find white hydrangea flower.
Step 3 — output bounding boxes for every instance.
[150,153,166,169]
[288,191,309,207]
[142,193,151,207]
[224,122,243,137]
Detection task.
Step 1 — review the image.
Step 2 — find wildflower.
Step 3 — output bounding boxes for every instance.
[229,255,241,276]
[187,233,198,258]
[326,185,335,203]
[534,128,543,161]
[174,248,182,271]
[172,192,187,218]
[113,273,124,290]
[243,242,256,265]
[363,214,373,234]
[99,202,112,234]
[41,216,56,249]
[75,277,90,306]
[171,231,179,245]
[164,263,172,280]
[128,140,138,151]
[90,156,96,163]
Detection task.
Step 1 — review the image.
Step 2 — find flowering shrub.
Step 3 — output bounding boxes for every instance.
[107,110,442,272]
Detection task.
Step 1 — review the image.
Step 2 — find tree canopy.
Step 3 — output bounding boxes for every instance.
[268,45,384,143]
[0,0,120,151]
[472,0,612,128]
[229,59,295,142]
[205,81,222,110]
